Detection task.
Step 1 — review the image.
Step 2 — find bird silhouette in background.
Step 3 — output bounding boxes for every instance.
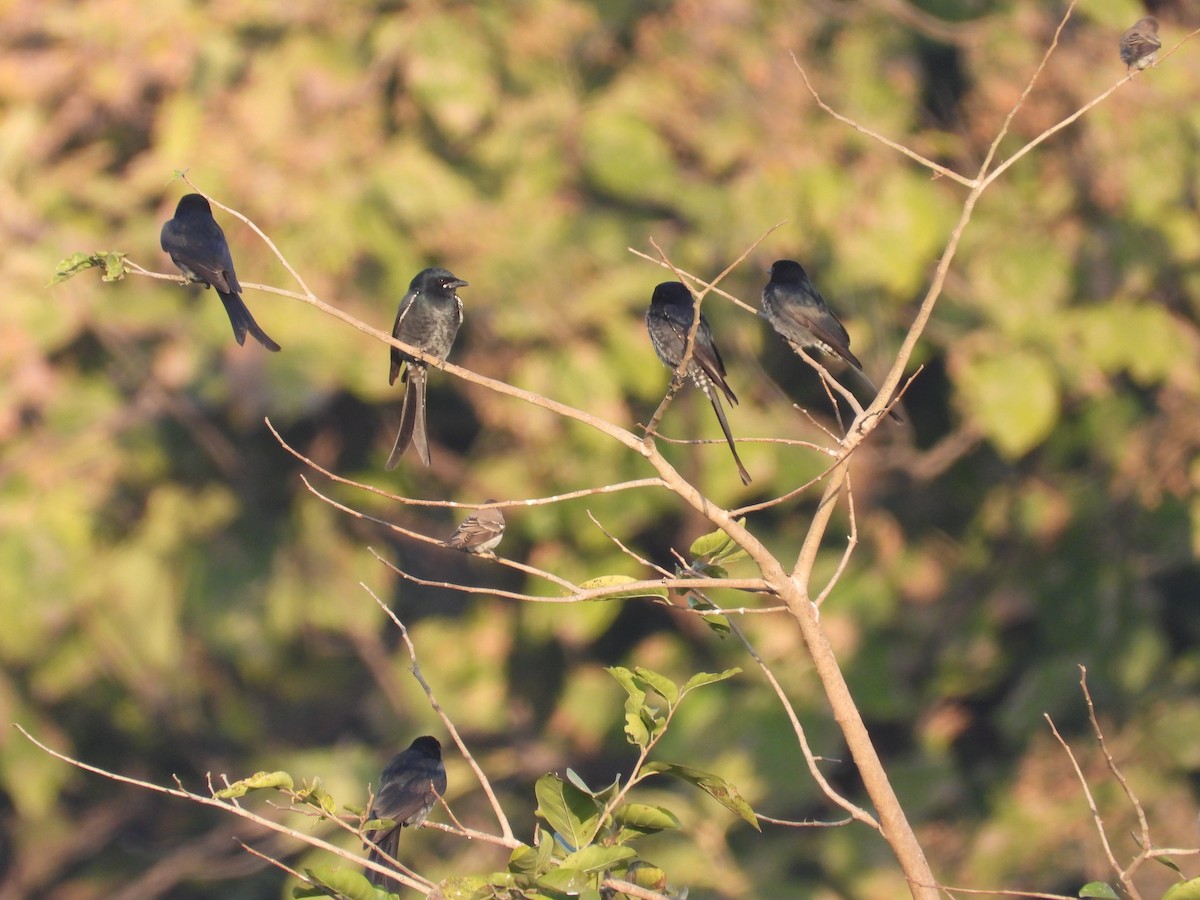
[761,259,902,422]
[387,267,466,469]
[444,502,506,555]
[160,193,280,352]
[1120,16,1160,71]
[364,735,447,893]
[645,281,752,485]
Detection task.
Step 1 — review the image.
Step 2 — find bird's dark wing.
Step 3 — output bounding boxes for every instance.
[370,759,446,826]
[389,288,420,385]
[773,297,863,372]
[659,307,738,405]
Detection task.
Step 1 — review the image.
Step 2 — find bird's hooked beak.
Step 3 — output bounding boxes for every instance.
[447,278,469,290]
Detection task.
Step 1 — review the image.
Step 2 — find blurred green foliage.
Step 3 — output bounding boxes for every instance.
[2,0,1200,897]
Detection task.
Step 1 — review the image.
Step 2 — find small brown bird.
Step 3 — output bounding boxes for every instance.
[444,502,505,555]
[1120,16,1160,71]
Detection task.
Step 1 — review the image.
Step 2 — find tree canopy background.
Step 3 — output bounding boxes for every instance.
[2,1,1199,897]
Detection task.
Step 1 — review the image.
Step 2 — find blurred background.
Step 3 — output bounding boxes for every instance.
[2,0,1199,897]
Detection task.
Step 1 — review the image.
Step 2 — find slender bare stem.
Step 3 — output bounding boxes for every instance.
[359,588,520,847]
[12,724,430,894]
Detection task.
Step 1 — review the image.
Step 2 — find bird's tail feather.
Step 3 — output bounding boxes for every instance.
[387,366,428,469]
[705,388,752,485]
[217,291,281,352]
[410,366,431,466]
[365,827,403,894]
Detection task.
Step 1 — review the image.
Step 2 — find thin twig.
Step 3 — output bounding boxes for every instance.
[267,416,665,509]
[300,475,579,592]
[12,724,430,894]
[814,471,858,607]
[1044,713,1127,893]
[371,545,769,603]
[976,1,1077,185]
[728,620,878,828]
[182,174,316,300]
[756,813,852,828]
[234,841,309,888]
[790,57,974,188]
[359,587,520,847]
[587,510,670,576]
[981,26,1200,191]
[600,878,675,900]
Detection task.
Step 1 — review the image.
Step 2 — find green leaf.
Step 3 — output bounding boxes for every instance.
[295,778,337,816]
[294,866,378,899]
[566,768,621,802]
[1077,883,1119,899]
[534,774,601,850]
[559,844,637,873]
[686,594,731,637]
[1154,853,1184,875]
[688,520,748,565]
[681,668,741,694]
[50,251,130,285]
[509,844,545,876]
[431,875,504,900]
[613,803,681,832]
[606,666,646,704]
[215,770,294,799]
[632,666,679,705]
[1163,878,1200,900]
[638,706,667,742]
[623,708,650,747]
[957,346,1059,460]
[689,526,734,561]
[642,762,759,830]
[536,866,591,892]
[576,575,667,602]
[625,860,668,891]
[608,666,657,746]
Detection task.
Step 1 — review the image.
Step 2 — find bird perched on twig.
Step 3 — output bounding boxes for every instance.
[1120,16,1160,71]
[645,281,752,485]
[364,735,447,894]
[160,194,280,352]
[387,267,466,469]
[444,502,506,555]
[761,259,902,422]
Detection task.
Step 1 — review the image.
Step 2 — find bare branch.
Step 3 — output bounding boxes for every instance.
[1044,712,1128,895]
[300,475,579,593]
[790,56,975,188]
[729,620,878,828]
[12,724,430,894]
[359,587,520,846]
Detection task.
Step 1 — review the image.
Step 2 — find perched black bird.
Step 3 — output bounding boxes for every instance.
[646,282,752,485]
[761,259,901,422]
[1120,16,1160,71]
[387,267,466,469]
[444,501,505,555]
[160,194,280,352]
[364,735,447,893]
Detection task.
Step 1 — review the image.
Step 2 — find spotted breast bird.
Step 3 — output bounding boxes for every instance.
[646,281,751,485]
[160,193,280,352]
